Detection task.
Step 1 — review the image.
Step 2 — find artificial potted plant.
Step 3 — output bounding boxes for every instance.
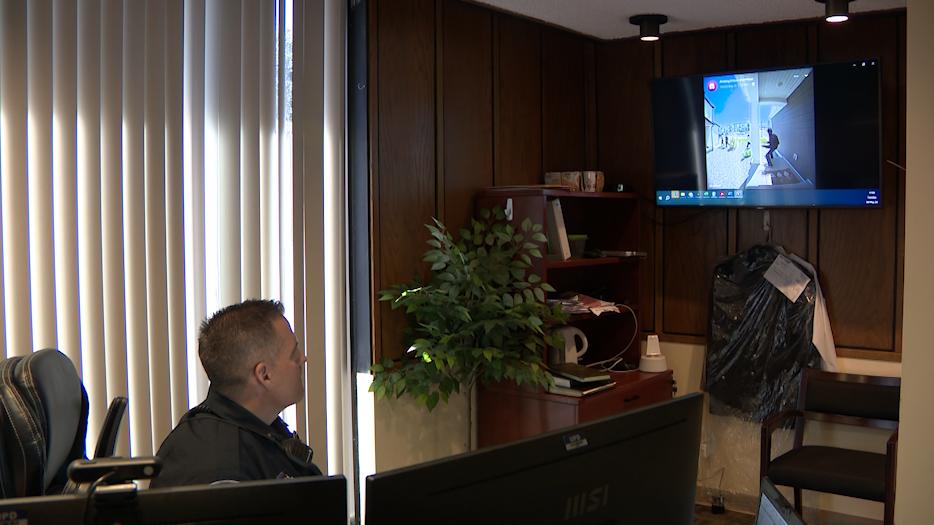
[370,207,567,421]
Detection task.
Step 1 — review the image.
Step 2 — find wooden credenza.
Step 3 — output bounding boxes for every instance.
[477,370,675,448]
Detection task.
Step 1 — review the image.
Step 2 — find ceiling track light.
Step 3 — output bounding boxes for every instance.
[629,14,668,42]
[816,0,854,24]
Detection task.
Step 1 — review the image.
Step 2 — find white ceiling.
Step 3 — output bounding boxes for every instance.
[473,0,906,40]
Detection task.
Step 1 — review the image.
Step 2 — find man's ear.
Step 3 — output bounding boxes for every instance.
[253,361,271,386]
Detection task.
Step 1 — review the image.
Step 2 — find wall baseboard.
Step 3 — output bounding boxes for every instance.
[695,486,882,524]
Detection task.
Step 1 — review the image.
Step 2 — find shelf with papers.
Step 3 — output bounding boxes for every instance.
[475,186,646,448]
[545,256,637,270]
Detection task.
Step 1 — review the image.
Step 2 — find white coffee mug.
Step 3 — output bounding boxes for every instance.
[553,326,588,364]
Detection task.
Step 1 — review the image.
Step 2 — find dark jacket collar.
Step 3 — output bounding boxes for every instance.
[200,387,292,440]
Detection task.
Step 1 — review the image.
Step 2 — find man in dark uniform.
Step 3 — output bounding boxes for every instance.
[150,299,322,487]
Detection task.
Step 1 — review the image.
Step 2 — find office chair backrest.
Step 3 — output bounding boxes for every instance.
[799,368,900,428]
[0,355,46,497]
[0,349,88,498]
[19,350,89,489]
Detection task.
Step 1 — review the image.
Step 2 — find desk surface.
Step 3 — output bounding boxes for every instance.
[478,370,674,447]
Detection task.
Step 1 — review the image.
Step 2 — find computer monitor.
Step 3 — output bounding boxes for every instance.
[0,493,86,523]
[366,393,703,525]
[755,477,805,525]
[0,475,347,524]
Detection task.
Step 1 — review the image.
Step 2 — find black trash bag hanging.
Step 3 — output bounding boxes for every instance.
[705,244,822,422]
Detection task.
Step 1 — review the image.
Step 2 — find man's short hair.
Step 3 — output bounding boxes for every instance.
[199,299,286,390]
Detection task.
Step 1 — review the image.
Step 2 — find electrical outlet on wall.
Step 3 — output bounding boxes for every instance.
[711,495,726,514]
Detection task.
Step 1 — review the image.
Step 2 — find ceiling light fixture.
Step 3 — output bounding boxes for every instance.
[629,14,668,42]
[816,0,853,24]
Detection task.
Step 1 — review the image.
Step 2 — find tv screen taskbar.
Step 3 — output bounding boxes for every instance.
[655,189,880,208]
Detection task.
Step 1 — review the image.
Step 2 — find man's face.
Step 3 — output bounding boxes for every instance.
[266,316,306,409]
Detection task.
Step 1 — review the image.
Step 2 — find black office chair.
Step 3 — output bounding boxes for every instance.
[0,349,88,498]
[761,368,900,525]
[0,349,128,498]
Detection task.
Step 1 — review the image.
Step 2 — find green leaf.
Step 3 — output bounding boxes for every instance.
[431,261,446,271]
[520,254,531,266]
[480,208,491,219]
[532,224,543,232]
[521,218,532,232]
[427,239,442,248]
[522,242,538,251]
[510,268,525,280]
[541,283,556,292]
[523,289,534,302]
[503,293,514,307]
[426,392,440,411]
[529,248,542,258]
[424,248,445,259]
[534,288,546,302]
[527,273,541,284]
[531,232,547,243]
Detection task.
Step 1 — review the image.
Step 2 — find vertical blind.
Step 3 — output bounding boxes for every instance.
[0,0,310,458]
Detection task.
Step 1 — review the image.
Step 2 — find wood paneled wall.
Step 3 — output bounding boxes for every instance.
[369,0,600,360]
[368,0,905,362]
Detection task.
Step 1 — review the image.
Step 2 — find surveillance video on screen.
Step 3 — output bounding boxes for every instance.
[652,59,881,207]
[703,67,815,192]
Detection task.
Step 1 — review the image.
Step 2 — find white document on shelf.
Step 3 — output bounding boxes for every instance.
[764,254,810,303]
[546,198,571,260]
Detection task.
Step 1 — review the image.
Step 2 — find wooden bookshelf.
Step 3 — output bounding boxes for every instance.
[476,186,650,447]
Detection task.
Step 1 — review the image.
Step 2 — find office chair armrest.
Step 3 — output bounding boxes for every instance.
[886,427,898,472]
[885,426,898,521]
[760,409,804,480]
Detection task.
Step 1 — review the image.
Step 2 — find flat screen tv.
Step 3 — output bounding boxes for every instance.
[652,59,881,207]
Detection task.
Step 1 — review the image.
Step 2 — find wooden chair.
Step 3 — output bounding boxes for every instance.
[760,368,900,525]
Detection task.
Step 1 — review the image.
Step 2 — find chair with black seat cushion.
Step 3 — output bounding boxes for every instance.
[761,368,900,525]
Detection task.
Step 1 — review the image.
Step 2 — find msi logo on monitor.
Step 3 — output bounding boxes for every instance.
[563,484,610,520]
